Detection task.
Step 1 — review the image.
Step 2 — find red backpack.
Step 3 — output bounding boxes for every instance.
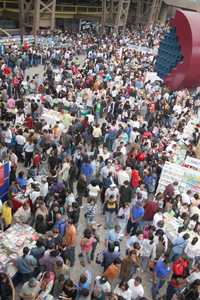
[172,257,189,277]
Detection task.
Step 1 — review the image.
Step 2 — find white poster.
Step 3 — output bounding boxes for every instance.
[144,72,162,83]
[184,156,200,171]
[157,162,200,195]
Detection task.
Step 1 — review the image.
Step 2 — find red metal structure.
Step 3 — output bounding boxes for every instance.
[155,10,200,90]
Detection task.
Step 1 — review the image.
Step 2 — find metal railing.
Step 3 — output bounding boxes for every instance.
[0,0,102,16]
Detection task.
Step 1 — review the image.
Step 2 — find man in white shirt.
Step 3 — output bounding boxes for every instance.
[95,275,111,295]
[105,184,119,201]
[30,186,41,204]
[16,133,26,146]
[128,276,144,300]
[187,263,200,284]
[129,128,140,144]
[88,182,100,198]
[117,166,130,186]
[182,190,192,205]
[40,177,49,199]
[4,126,12,147]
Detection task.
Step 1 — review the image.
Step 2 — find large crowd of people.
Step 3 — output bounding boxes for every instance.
[0,24,199,300]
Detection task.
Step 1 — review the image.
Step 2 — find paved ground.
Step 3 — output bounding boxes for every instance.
[21,61,159,299]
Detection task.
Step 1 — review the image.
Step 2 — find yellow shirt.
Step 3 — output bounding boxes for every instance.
[2,202,12,226]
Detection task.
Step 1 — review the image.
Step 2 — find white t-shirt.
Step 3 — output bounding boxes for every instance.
[153,212,163,227]
[16,135,26,145]
[114,286,132,300]
[40,182,49,198]
[182,193,191,205]
[30,190,40,204]
[10,152,18,165]
[4,129,12,144]
[117,170,130,186]
[184,243,200,259]
[187,271,200,284]
[24,143,34,153]
[128,279,144,299]
[129,120,140,129]
[95,276,111,294]
[88,184,100,197]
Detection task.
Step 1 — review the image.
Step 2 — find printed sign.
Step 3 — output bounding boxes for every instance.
[157,162,200,194]
[184,156,200,171]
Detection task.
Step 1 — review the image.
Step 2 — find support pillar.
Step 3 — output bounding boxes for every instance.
[19,0,25,44]
[33,0,41,40]
[148,0,163,25]
[102,0,130,34]
[136,0,142,23]
[33,0,56,40]
[160,2,168,24]
[50,0,56,30]
[115,0,131,33]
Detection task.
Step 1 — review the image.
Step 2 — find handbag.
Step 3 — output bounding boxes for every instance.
[95,251,104,265]
[117,214,125,219]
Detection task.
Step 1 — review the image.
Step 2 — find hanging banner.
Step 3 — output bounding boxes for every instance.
[0,164,4,187]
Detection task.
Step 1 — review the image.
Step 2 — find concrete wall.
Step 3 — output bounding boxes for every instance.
[164,0,200,11]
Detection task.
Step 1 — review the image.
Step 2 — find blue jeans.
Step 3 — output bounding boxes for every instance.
[105,212,115,228]
[141,256,149,271]
[95,111,100,122]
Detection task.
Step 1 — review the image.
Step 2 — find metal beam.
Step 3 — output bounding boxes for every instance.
[33,0,56,38]
[33,0,40,39]
[50,0,56,30]
[102,0,130,33]
[164,0,200,11]
[136,0,144,23]
[148,0,163,25]
[115,0,131,33]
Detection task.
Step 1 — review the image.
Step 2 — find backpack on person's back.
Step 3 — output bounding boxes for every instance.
[172,256,189,277]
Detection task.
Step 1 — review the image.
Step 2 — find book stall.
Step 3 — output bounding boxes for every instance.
[157,141,200,248]
[164,212,200,255]
[156,161,200,195]
[0,224,38,277]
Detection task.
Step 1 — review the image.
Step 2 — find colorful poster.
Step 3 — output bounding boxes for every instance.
[157,162,200,194]
[184,156,200,171]
[173,145,187,165]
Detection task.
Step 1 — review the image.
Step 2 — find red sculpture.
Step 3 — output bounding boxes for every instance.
[156,10,200,90]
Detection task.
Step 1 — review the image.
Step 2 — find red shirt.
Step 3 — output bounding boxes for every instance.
[148,103,155,113]
[131,169,140,188]
[143,201,159,221]
[33,154,41,167]
[13,77,19,87]
[25,116,33,129]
